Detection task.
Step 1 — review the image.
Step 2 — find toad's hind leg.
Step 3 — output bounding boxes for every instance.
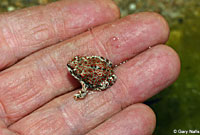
[74,81,89,100]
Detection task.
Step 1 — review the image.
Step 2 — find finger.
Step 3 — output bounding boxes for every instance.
[0,12,169,125]
[0,0,119,69]
[87,104,156,135]
[0,120,18,135]
[9,45,180,135]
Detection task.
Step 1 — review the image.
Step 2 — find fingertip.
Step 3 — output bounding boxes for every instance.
[127,103,156,134]
[143,44,180,90]
[140,104,157,134]
[97,0,121,20]
[107,0,121,19]
[129,12,170,43]
[157,45,181,81]
[151,12,170,42]
[147,12,170,43]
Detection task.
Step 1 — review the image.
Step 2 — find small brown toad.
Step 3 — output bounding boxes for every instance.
[67,56,117,100]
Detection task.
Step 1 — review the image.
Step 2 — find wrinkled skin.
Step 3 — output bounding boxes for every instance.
[0,0,180,135]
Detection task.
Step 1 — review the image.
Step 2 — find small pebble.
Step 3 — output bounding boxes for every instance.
[7,6,15,12]
[129,3,136,10]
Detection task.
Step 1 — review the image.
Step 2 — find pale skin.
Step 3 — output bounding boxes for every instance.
[0,0,180,135]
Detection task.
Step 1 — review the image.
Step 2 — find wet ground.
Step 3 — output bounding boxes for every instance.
[0,0,200,135]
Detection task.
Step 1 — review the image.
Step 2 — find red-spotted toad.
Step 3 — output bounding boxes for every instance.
[67,56,117,100]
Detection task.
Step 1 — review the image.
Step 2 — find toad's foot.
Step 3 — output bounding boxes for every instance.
[74,81,88,100]
[74,90,89,100]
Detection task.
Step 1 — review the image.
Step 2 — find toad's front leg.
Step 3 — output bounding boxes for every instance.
[74,81,89,100]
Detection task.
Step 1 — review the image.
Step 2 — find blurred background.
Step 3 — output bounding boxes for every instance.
[0,0,199,134]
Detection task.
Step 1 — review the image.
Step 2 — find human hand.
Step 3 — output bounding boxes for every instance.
[0,0,180,135]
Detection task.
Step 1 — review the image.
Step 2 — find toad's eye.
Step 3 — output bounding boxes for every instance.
[67,64,73,69]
